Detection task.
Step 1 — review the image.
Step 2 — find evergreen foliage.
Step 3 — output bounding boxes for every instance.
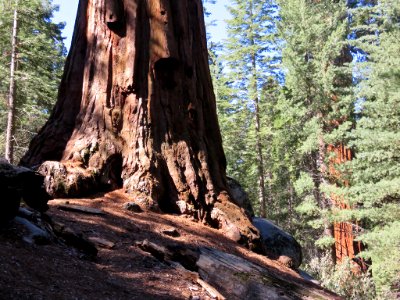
[0,0,397,297]
[276,0,352,257]
[221,0,279,217]
[344,0,400,295]
[0,0,66,161]
[211,0,399,297]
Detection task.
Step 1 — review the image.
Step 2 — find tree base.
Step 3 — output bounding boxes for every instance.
[36,160,260,249]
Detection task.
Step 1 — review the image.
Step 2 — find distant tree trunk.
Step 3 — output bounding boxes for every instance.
[316,134,336,263]
[255,95,267,218]
[328,144,365,270]
[21,0,259,247]
[5,5,18,164]
[287,183,294,231]
[328,44,365,269]
[249,1,266,218]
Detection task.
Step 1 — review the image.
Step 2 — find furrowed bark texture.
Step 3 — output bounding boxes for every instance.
[21,0,259,246]
[328,144,365,270]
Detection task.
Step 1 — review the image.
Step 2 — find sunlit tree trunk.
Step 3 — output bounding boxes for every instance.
[249,1,266,218]
[21,0,259,247]
[5,4,18,164]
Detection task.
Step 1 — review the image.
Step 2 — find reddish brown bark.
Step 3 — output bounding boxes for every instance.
[21,0,259,247]
[327,144,364,269]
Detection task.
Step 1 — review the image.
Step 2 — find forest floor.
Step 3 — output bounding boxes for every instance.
[0,190,305,299]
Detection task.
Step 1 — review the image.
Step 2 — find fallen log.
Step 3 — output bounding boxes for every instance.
[57,204,105,215]
[135,240,341,300]
[196,247,341,300]
[88,237,115,249]
[51,220,98,258]
[196,278,226,300]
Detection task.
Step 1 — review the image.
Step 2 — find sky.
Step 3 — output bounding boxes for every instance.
[51,0,230,52]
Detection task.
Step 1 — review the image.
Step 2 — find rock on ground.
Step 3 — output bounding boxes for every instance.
[0,159,51,225]
[253,218,302,269]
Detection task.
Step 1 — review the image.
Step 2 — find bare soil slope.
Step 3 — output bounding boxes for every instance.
[1,190,329,299]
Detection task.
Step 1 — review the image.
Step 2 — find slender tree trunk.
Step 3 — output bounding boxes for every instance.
[5,4,18,164]
[255,96,267,218]
[286,182,293,230]
[266,171,273,216]
[21,0,259,248]
[249,1,266,219]
[316,134,336,262]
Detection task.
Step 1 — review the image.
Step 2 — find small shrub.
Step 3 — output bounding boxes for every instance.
[305,252,376,299]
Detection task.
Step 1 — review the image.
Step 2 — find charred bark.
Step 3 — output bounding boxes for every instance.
[21,0,259,247]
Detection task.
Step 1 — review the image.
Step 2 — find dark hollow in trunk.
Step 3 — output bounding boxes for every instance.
[21,0,259,247]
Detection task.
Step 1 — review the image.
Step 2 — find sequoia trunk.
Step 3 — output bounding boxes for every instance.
[21,0,258,247]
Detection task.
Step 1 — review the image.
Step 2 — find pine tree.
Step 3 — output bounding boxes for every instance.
[276,0,353,260]
[223,0,279,217]
[345,0,400,295]
[209,43,248,182]
[0,0,66,162]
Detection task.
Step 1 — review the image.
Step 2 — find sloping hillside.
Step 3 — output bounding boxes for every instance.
[0,190,340,299]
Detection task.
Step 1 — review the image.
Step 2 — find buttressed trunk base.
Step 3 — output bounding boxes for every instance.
[21,0,259,248]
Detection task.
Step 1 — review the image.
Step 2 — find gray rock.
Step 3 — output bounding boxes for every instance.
[14,216,51,245]
[162,227,180,237]
[227,177,254,218]
[253,218,302,269]
[0,160,50,219]
[123,202,142,213]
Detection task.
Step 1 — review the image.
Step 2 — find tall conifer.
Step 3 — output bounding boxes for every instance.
[223,0,279,216]
[346,0,400,295]
[0,0,66,161]
[277,0,352,258]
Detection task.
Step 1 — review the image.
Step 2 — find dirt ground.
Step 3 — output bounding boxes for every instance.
[0,190,306,300]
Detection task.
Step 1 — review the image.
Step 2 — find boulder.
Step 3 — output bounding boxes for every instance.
[253,218,302,269]
[227,177,254,218]
[0,183,21,226]
[0,159,51,214]
[123,202,143,213]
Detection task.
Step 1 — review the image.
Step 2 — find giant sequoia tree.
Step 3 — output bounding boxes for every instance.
[21,0,258,246]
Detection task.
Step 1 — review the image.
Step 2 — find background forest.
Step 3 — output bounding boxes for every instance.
[0,0,399,299]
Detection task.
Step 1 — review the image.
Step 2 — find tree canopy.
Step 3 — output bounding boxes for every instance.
[0,0,66,162]
[211,0,399,297]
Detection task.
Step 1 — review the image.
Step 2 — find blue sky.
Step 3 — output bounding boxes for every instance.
[52,0,230,51]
